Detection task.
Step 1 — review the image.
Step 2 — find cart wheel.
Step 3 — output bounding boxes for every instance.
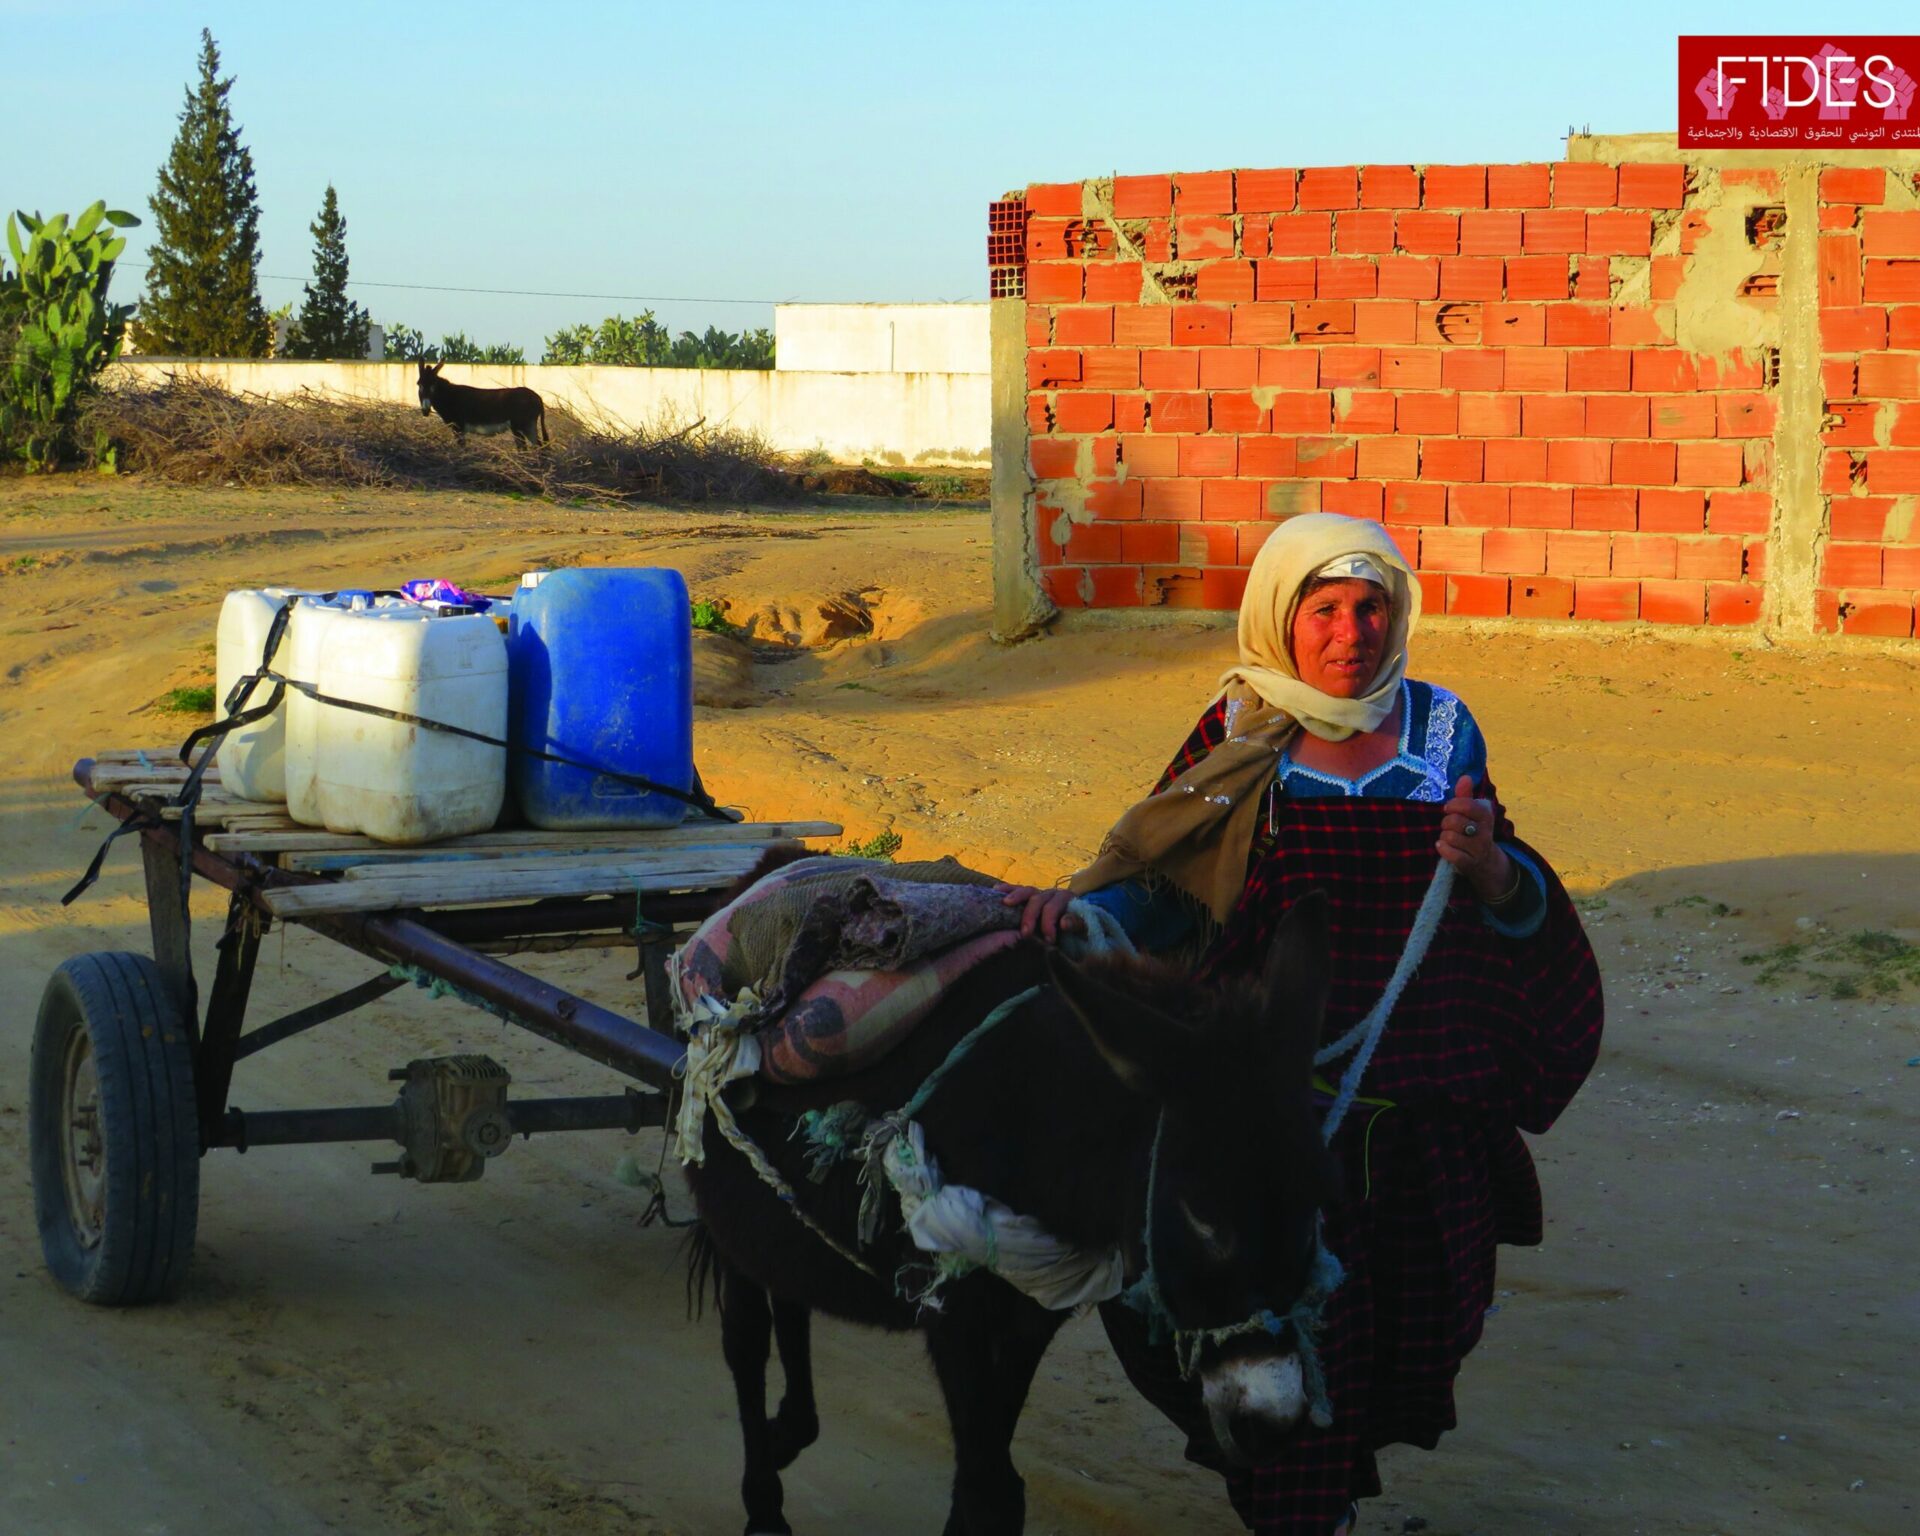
[28,952,201,1305]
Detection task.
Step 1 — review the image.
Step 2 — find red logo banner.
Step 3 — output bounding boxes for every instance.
[1679,36,1920,148]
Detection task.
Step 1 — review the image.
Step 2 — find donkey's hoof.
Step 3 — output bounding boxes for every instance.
[769,1405,820,1471]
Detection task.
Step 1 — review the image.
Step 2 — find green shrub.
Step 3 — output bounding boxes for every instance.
[1,203,140,469]
[541,311,773,369]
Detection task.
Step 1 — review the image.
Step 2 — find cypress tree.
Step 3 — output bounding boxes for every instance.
[139,29,269,357]
[283,186,370,359]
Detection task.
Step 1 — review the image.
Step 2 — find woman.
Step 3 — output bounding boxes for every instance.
[1001,512,1603,1535]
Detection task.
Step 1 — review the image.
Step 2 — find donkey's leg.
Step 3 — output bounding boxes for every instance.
[719,1264,791,1536]
[927,1286,1062,1535]
[767,1294,819,1470]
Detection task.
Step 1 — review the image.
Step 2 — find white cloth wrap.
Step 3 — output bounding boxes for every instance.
[883,1121,1126,1312]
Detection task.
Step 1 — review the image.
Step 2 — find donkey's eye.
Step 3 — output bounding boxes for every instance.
[1177,1197,1239,1264]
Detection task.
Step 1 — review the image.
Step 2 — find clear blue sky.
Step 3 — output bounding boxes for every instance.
[11,1,1912,355]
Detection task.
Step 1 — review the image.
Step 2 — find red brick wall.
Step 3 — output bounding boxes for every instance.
[1009,159,1915,636]
[1817,167,1920,640]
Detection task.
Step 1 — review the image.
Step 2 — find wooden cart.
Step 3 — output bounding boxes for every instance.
[29,751,837,1305]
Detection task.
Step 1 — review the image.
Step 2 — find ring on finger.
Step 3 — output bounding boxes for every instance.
[1463,821,1479,838]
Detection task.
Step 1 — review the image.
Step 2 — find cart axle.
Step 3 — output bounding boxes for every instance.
[216,1088,666,1156]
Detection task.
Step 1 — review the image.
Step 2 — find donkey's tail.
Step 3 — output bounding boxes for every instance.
[538,403,550,446]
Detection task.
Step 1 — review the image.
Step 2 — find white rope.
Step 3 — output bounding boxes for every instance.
[1062,897,1138,960]
[1314,858,1456,1140]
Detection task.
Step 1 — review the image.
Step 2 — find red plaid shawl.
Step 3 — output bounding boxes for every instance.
[1104,697,1604,1533]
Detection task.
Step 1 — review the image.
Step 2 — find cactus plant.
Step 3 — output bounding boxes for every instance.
[0,201,140,469]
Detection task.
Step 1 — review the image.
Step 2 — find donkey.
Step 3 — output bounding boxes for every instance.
[416,361,548,445]
[684,890,1340,1535]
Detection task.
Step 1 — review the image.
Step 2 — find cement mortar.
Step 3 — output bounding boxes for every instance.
[1668,167,1781,360]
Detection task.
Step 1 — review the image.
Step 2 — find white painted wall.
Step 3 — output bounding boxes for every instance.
[105,358,989,465]
[773,303,989,375]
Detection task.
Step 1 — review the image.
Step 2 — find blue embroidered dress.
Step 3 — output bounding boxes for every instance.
[1081,679,1546,948]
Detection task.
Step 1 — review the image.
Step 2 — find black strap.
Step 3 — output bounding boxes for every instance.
[258,673,738,821]
[62,810,160,906]
[68,596,739,907]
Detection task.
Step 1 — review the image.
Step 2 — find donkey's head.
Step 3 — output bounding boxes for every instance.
[416,361,443,414]
[1047,894,1340,1465]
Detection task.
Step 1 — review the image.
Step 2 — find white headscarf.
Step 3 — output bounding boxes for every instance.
[1217,513,1420,742]
[1072,513,1423,921]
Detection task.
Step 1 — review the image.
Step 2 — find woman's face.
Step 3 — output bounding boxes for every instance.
[1288,579,1390,697]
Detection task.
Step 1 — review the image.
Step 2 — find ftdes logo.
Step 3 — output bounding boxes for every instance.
[1678,35,1920,147]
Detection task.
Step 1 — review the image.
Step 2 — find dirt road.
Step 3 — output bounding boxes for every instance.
[2,480,1914,1535]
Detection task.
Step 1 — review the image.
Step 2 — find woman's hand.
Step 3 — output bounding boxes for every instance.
[1437,774,1514,903]
[995,883,1084,943]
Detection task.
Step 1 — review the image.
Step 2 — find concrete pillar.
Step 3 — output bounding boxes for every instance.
[1768,164,1826,636]
[990,295,1054,641]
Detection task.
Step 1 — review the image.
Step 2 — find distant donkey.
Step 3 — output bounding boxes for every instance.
[416,361,548,446]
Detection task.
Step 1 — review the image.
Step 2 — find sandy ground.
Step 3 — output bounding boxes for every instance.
[1,478,1915,1536]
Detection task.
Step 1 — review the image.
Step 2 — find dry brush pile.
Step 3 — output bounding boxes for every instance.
[79,376,799,503]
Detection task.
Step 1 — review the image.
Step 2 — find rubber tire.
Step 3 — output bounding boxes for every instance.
[28,951,201,1305]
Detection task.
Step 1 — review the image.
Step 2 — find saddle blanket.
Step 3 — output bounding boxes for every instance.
[670,854,1022,1084]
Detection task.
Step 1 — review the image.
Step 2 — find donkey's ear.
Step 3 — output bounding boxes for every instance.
[1260,891,1331,1088]
[1044,948,1182,1097]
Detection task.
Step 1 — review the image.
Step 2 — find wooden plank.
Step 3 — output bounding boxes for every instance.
[289,842,802,874]
[207,819,842,857]
[262,855,764,918]
[326,845,770,892]
[90,767,224,790]
[337,840,803,881]
[158,801,295,827]
[96,748,208,764]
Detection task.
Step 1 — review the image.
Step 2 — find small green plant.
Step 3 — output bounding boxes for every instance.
[157,684,216,713]
[841,830,902,861]
[1653,894,1735,920]
[691,599,736,634]
[8,553,40,572]
[1739,927,1920,999]
[918,473,971,499]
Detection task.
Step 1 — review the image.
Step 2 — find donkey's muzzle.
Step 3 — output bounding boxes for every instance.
[1201,1351,1309,1466]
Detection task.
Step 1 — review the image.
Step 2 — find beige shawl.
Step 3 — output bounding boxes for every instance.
[1070,514,1421,924]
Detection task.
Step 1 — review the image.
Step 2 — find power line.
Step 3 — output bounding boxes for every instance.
[117,263,864,307]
